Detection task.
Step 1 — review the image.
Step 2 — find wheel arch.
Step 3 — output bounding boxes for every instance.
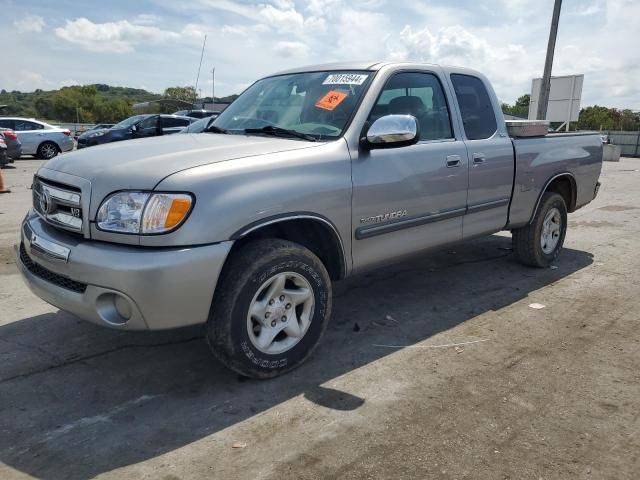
[37,140,61,155]
[229,213,347,280]
[529,172,577,224]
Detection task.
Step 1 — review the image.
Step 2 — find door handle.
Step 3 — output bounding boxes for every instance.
[446,154,461,168]
[472,153,486,165]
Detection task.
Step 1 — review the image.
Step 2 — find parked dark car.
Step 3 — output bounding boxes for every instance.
[77,115,194,148]
[172,110,220,119]
[0,128,22,161]
[75,123,116,139]
[90,123,115,130]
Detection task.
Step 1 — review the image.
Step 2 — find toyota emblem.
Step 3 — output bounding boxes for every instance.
[39,191,52,214]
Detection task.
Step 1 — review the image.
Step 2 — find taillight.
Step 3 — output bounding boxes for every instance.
[3,130,17,140]
[63,130,72,136]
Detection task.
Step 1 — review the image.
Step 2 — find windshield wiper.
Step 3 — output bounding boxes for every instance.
[205,125,228,134]
[244,125,317,142]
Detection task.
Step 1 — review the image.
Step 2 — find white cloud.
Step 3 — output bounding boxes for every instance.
[54,18,181,53]
[259,4,304,33]
[386,24,530,103]
[2,0,638,108]
[188,0,259,20]
[9,71,78,91]
[133,14,162,25]
[14,15,45,33]
[273,40,308,57]
[336,10,389,59]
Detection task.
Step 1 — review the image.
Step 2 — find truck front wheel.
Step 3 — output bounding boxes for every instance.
[512,192,568,267]
[206,238,332,378]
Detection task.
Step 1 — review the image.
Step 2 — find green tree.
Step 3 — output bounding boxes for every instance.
[94,98,133,122]
[502,94,530,118]
[163,86,196,103]
[577,106,615,131]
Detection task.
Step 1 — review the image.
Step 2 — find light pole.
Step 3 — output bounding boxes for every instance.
[536,0,563,121]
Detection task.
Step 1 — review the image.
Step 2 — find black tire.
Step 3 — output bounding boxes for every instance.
[512,192,567,267]
[206,238,332,379]
[37,141,59,160]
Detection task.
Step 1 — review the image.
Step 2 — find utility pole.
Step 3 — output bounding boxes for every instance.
[536,0,562,121]
[193,34,207,108]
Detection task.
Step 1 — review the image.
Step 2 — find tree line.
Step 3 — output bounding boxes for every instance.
[0,85,238,124]
[501,93,640,131]
[1,84,637,130]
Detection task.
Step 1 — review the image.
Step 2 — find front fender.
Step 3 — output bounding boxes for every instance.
[144,139,353,251]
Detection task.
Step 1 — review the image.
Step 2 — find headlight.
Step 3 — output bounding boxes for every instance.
[89,130,107,138]
[96,191,193,234]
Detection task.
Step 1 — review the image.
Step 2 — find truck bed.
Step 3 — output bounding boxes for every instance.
[507,132,603,228]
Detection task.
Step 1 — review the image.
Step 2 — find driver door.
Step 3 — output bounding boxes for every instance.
[351,71,469,271]
[135,115,160,138]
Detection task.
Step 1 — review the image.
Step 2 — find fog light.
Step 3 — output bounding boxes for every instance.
[96,292,132,325]
[114,295,132,320]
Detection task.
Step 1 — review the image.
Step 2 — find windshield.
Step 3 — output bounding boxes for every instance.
[112,115,147,130]
[212,71,372,139]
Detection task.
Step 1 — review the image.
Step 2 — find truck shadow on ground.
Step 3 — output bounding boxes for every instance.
[0,234,593,479]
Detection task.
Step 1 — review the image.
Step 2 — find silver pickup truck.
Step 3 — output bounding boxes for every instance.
[16,62,602,378]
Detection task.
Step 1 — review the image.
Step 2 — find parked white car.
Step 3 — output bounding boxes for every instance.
[0,118,74,159]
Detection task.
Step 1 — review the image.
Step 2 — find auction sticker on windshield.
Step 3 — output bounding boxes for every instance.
[315,90,348,111]
[323,73,369,85]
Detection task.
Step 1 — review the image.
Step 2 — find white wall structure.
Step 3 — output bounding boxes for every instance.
[528,74,584,124]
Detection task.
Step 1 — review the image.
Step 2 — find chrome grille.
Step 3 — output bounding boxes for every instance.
[32,177,83,233]
[20,243,87,293]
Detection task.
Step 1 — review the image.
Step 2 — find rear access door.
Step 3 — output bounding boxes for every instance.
[448,73,514,238]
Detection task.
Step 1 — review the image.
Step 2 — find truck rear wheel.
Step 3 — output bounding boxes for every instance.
[206,238,332,379]
[512,192,567,267]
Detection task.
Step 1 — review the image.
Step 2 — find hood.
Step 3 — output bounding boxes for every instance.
[43,133,323,191]
[78,128,110,140]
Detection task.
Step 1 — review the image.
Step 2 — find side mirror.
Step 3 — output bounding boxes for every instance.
[361,114,419,149]
[130,124,138,134]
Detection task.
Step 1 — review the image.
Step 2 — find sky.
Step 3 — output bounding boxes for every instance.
[2,0,639,109]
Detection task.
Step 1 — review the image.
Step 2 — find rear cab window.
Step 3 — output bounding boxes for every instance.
[450,74,497,140]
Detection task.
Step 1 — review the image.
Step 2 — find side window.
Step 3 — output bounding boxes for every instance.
[163,117,191,128]
[450,74,497,140]
[0,119,14,129]
[367,72,453,141]
[14,120,43,131]
[138,116,158,130]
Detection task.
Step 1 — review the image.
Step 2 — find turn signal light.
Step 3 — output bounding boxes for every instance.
[165,198,192,228]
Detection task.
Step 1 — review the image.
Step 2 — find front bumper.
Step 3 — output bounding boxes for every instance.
[16,211,233,330]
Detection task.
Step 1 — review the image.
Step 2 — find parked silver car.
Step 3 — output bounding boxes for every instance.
[0,118,74,159]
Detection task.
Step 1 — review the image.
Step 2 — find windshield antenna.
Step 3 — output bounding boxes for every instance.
[193,34,207,110]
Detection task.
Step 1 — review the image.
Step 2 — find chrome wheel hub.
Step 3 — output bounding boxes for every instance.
[541,207,562,254]
[42,144,57,159]
[247,272,314,355]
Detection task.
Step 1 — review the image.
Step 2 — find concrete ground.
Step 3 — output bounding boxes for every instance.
[0,158,638,480]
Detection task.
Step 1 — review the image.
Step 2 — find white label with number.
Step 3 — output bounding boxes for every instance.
[322,74,369,85]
